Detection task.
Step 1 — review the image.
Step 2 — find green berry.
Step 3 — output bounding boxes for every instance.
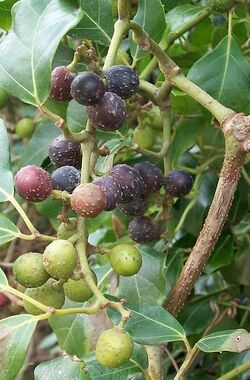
[210,0,235,12]
[0,88,8,109]
[16,118,35,138]
[43,239,77,279]
[109,244,142,276]
[133,125,156,150]
[96,327,134,368]
[57,218,77,240]
[23,278,65,315]
[13,252,50,288]
[148,105,163,130]
[64,271,97,302]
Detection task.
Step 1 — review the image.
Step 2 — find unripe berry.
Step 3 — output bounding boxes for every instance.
[96,327,134,368]
[71,183,106,218]
[23,279,65,315]
[128,216,160,243]
[16,118,35,138]
[164,170,193,197]
[64,271,97,302]
[15,165,52,202]
[148,105,163,130]
[133,125,156,149]
[70,72,105,106]
[14,252,50,288]
[105,65,139,99]
[87,92,126,131]
[43,240,77,279]
[48,135,82,169]
[118,197,147,216]
[51,165,80,194]
[110,164,143,203]
[134,161,164,195]
[0,88,8,109]
[109,244,142,276]
[50,66,77,101]
[57,218,77,240]
[92,176,122,211]
[210,0,235,12]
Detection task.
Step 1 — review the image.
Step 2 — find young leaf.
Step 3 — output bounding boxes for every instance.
[0,314,37,380]
[0,119,13,202]
[196,329,250,353]
[0,267,8,287]
[0,213,20,246]
[0,0,82,105]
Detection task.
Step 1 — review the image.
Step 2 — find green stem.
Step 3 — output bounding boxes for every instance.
[161,108,171,174]
[173,346,198,380]
[217,359,250,380]
[1,285,48,313]
[145,345,163,380]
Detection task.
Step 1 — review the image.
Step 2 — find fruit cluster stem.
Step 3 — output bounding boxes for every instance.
[145,345,164,380]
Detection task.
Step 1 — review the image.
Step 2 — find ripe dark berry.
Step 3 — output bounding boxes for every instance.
[118,197,147,216]
[134,161,164,195]
[128,216,160,243]
[71,183,106,218]
[164,170,193,197]
[14,252,50,288]
[51,166,80,194]
[87,92,125,131]
[50,66,77,101]
[109,244,142,276]
[15,165,52,202]
[105,65,139,99]
[92,176,122,211]
[110,164,143,203]
[49,135,82,169]
[70,72,105,106]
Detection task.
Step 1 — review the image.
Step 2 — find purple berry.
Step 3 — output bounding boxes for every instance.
[110,164,143,203]
[164,170,193,197]
[70,72,105,106]
[92,176,122,211]
[87,92,126,131]
[128,216,160,243]
[118,197,147,216]
[133,161,164,195]
[49,135,82,169]
[51,166,80,194]
[105,65,139,99]
[50,66,77,101]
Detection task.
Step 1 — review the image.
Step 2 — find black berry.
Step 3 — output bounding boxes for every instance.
[128,216,160,243]
[49,135,82,169]
[118,197,147,216]
[134,161,164,195]
[71,183,106,218]
[15,165,52,202]
[51,166,80,194]
[105,65,139,99]
[164,170,193,197]
[50,66,77,101]
[87,92,125,131]
[93,176,122,211]
[110,164,143,203]
[70,72,105,106]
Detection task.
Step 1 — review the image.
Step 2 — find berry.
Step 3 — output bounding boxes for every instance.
[92,176,122,211]
[50,66,77,101]
[51,165,80,194]
[49,135,82,169]
[109,244,142,276]
[133,125,156,149]
[43,240,77,279]
[134,161,164,195]
[164,170,193,197]
[0,293,9,307]
[16,118,35,138]
[0,87,9,109]
[23,279,65,315]
[57,218,77,240]
[128,216,160,243]
[118,197,147,216]
[110,164,143,203]
[87,92,126,131]
[105,65,139,99]
[210,0,235,12]
[70,72,105,106]
[71,183,106,218]
[64,271,97,302]
[15,165,52,202]
[148,105,163,130]
[96,327,134,368]
[14,252,50,288]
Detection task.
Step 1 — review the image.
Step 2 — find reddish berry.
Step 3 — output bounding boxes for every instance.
[105,65,139,99]
[134,161,164,195]
[15,165,52,202]
[71,183,106,218]
[70,72,105,106]
[128,216,160,243]
[92,176,122,211]
[0,293,9,307]
[50,66,77,101]
[49,135,82,169]
[164,170,193,197]
[51,165,80,194]
[110,164,143,203]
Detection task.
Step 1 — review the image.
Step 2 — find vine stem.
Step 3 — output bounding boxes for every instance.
[217,359,250,380]
[145,346,163,380]
[173,345,198,380]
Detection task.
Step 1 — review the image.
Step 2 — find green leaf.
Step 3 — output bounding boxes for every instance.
[66,100,87,133]
[35,197,62,229]
[164,249,183,296]
[0,267,8,287]
[34,356,90,380]
[130,0,166,61]
[0,213,20,246]
[220,351,250,380]
[196,329,250,353]
[178,300,215,335]
[0,0,17,31]
[0,314,37,380]
[0,119,13,202]
[188,36,250,113]
[0,0,82,105]
[70,0,114,47]
[19,120,60,167]
[205,235,234,274]
[166,4,204,33]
